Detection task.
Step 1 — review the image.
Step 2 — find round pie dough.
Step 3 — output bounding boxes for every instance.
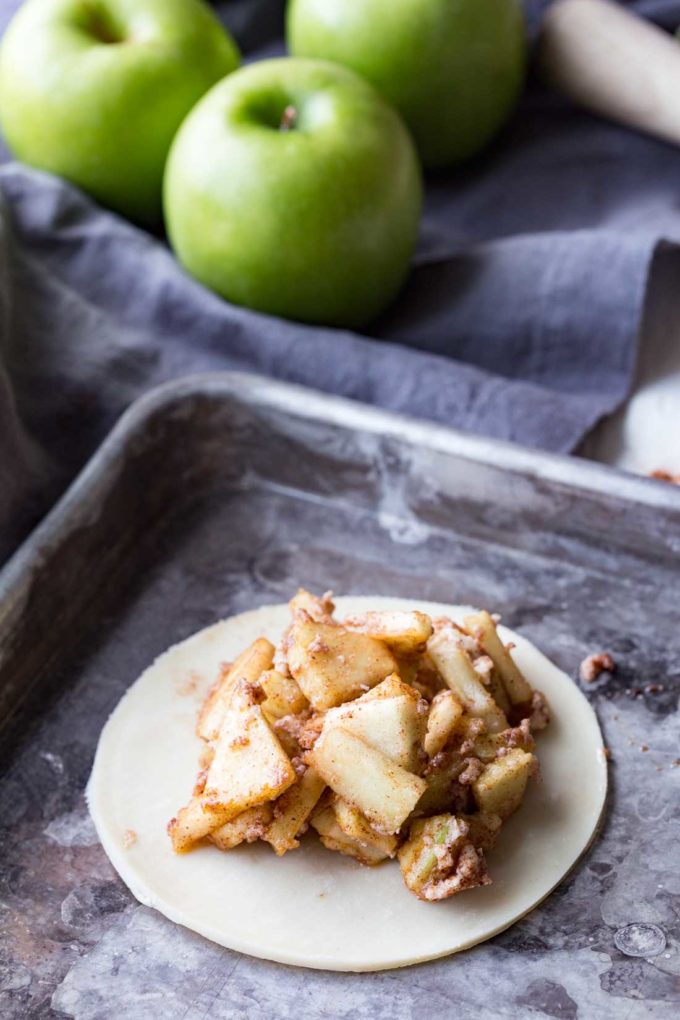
[87,597,608,972]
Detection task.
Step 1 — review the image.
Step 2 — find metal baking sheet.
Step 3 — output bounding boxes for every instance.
[0,373,678,1019]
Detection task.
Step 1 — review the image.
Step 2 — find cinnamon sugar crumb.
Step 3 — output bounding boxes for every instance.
[466,718,486,740]
[529,690,550,731]
[650,469,680,485]
[272,764,292,786]
[458,758,484,786]
[579,652,615,683]
[274,642,291,677]
[506,717,533,747]
[123,829,137,849]
[232,678,266,708]
[308,635,329,654]
[473,655,494,683]
[193,767,209,795]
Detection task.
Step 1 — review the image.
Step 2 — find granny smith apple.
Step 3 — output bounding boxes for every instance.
[0,0,240,225]
[287,0,526,168]
[164,58,422,329]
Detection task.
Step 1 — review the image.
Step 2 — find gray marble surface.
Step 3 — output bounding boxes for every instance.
[0,376,678,1019]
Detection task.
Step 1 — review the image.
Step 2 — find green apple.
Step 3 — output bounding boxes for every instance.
[0,0,240,225]
[164,58,422,329]
[287,0,526,168]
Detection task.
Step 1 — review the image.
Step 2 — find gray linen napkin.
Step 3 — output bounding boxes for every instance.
[1,0,680,562]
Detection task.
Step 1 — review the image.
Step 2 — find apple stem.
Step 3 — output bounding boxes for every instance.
[280,105,298,132]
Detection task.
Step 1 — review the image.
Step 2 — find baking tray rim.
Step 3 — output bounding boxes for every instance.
[1,369,678,604]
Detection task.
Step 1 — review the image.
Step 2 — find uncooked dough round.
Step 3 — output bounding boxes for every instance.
[87,597,607,972]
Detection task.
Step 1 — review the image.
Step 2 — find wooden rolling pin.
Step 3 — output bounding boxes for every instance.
[539,0,680,146]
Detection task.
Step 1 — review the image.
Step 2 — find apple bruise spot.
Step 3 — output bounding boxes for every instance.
[280,105,298,132]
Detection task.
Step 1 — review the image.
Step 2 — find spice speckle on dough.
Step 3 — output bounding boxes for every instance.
[123,829,137,849]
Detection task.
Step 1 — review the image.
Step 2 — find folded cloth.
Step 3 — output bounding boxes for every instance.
[1,0,680,562]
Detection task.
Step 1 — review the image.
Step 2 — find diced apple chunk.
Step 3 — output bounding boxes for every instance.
[459,812,503,853]
[343,610,433,655]
[398,814,490,900]
[168,796,236,853]
[473,722,535,763]
[414,752,469,817]
[265,766,326,855]
[196,671,228,743]
[308,727,426,834]
[209,804,273,850]
[464,611,533,708]
[333,798,399,858]
[321,674,426,771]
[289,588,336,623]
[472,748,536,819]
[361,674,419,702]
[202,680,296,816]
[310,806,389,866]
[428,627,507,733]
[424,690,463,758]
[259,669,308,723]
[288,620,397,710]
[197,637,275,741]
[484,666,512,716]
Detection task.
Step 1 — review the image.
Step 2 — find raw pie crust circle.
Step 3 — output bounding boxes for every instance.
[87,597,608,972]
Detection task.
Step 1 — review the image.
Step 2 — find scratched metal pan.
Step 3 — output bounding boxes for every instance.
[0,373,678,1019]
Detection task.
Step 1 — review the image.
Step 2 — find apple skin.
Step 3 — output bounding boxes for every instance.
[164,58,422,329]
[287,0,526,169]
[0,0,240,226]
